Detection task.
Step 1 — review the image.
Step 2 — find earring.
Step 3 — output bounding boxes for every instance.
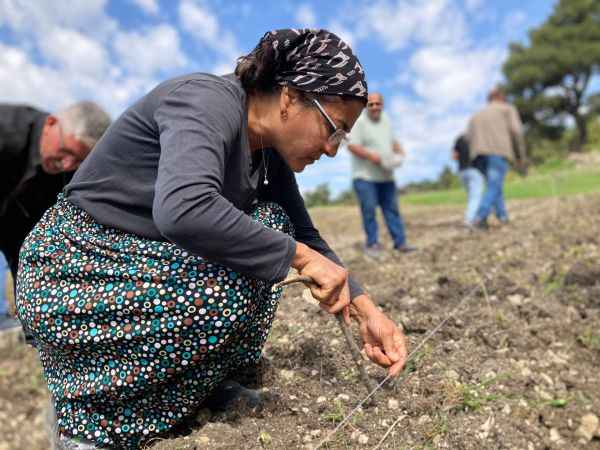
[281,110,288,120]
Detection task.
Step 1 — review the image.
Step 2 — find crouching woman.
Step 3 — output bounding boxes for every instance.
[17,29,407,449]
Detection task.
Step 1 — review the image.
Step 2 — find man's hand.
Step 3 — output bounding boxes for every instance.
[347,144,381,165]
[514,158,529,177]
[367,152,381,165]
[393,140,405,156]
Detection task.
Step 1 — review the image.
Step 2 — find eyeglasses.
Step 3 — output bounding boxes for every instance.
[311,98,348,147]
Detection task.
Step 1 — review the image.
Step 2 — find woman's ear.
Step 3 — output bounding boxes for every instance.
[279,86,293,120]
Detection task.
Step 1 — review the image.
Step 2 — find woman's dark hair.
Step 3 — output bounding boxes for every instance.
[235,43,360,107]
[235,40,281,94]
[235,47,351,107]
[236,29,368,105]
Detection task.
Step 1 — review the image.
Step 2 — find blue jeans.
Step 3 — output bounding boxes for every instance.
[475,155,509,222]
[353,179,406,247]
[0,252,7,315]
[459,168,485,224]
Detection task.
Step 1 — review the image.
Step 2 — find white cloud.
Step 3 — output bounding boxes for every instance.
[130,0,159,15]
[409,45,504,108]
[178,0,241,60]
[178,0,243,75]
[0,43,76,108]
[179,0,219,43]
[0,0,117,40]
[38,28,110,76]
[296,4,317,27]
[0,0,196,120]
[113,25,187,76]
[0,1,167,115]
[326,21,357,49]
[0,42,155,117]
[363,0,468,51]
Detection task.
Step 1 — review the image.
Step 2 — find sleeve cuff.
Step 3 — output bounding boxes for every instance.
[271,236,296,282]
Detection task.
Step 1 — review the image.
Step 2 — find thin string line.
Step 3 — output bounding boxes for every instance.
[313,282,482,450]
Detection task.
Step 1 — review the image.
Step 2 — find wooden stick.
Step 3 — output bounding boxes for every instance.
[272,275,378,399]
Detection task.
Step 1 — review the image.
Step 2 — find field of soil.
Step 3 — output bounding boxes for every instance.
[1,193,599,450]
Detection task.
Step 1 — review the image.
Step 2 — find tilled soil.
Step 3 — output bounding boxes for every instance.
[1,193,599,450]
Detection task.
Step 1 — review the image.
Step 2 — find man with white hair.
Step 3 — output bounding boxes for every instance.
[0,101,111,280]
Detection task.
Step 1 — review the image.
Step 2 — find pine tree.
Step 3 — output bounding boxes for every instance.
[503,0,600,151]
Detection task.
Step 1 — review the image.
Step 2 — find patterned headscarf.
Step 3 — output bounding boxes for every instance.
[249,28,368,100]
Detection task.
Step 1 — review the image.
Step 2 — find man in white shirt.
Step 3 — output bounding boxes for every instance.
[348,93,416,257]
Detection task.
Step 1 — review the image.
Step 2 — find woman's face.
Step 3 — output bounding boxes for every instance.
[274,90,364,172]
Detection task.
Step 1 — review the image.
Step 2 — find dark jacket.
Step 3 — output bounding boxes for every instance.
[0,104,72,275]
[453,134,487,175]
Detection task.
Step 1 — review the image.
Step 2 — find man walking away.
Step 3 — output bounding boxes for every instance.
[348,92,416,258]
[453,134,485,226]
[467,87,526,228]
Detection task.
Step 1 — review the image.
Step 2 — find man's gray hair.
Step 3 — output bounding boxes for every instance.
[55,101,111,149]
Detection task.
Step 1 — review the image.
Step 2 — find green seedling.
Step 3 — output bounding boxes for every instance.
[549,398,568,408]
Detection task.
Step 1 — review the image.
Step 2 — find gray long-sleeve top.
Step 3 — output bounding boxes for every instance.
[66,73,364,299]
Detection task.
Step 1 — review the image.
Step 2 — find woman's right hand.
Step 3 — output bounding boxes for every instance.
[291,243,351,315]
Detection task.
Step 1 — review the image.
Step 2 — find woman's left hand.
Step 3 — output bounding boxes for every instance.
[350,295,408,377]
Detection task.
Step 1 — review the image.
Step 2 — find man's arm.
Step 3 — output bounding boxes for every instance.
[508,105,527,160]
[347,143,381,165]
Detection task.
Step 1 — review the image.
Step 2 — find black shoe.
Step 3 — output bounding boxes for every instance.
[231,357,271,389]
[394,244,417,254]
[202,380,263,412]
[469,218,488,231]
[0,314,21,332]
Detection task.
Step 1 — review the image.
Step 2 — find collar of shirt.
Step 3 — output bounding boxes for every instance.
[21,113,47,184]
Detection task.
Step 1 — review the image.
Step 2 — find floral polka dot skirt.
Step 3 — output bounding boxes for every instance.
[16,195,293,449]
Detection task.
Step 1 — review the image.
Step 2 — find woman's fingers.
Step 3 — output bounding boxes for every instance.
[300,255,348,308]
[342,305,351,325]
[382,327,407,364]
[357,311,410,375]
[370,345,392,366]
[326,282,350,314]
[364,343,374,361]
[383,331,408,377]
[388,359,405,377]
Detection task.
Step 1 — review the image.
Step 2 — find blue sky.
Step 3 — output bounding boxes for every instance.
[0,0,556,195]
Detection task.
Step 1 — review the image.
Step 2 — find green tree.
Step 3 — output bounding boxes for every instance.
[333,188,357,205]
[503,0,600,151]
[303,183,331,208]
[437,166,459,190]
